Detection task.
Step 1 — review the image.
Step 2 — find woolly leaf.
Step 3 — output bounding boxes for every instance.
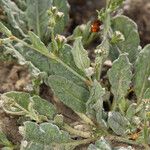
[108,53,132,101]
[1,91,56,121]
[20,121,74,150]
[48,75,89,113]
[108,111,129,135]
[72,37,90,72]
[110,15,140,62]
[26,0,52,40]
[53,0,69,34]
[0,0,26,37]
[28,31,49,56]
[134,45,150,101]
[86,80,105,125]
[88,137,112,150]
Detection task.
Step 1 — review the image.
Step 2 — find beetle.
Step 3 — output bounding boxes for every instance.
[91,20,101,33]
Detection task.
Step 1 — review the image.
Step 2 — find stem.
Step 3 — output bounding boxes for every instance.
[95,57,103,81]
[75,112,95,126]
[63,123,92,138]
[53,137,97,147]
[95,0,111,81]
[110,99,117,111]
[106,135,144,147]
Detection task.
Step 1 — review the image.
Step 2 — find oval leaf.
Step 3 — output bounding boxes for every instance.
[72,37,90,72]
[28,31,49,56]
[20,121,73,150]
[107,53,132,101]
[26,0,52,39]
[48,75,89,113]
[110,15,140,62]
[108,111,129,135]
[134,44,150,101]
[1,91,56,120]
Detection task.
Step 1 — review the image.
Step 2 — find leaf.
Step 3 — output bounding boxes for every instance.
[1,91,56,121]
[48,75,89,113]
[108,111,129,135]
[110,15,140,62]
[26,0,52,40]
[0,22,12,37]
[20,121,74,150]
[86,80,105,125]
[0,130,13,147]
[126,103,137,121]
[113,146,133,150]
[144,88,150,99]
[134,44,150,101]
[14,43,87,88]
[12,0,27,11]
[53,0,69,34]
[59,44,84,75]
[88,137,112,150]
[107,53,132,101]
[2,44,43,77]
[0,0,27,37]
[72,37,90,72]
[28,31,49,56]
[31,95,57,120]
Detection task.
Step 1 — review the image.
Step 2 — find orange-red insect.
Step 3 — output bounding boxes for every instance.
[91,20,101,33]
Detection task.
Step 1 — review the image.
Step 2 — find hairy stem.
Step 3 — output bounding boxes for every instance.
[106,135,144,148]
[63,123,92,138]
[75,112,95,126]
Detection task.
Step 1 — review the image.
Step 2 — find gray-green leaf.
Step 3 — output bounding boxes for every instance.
[28,31,49,56]
[108,111,129,135]
[134,44,150,101]
[107,53,132,101]
[88,137,112,150]
[0,130,13,148]
[20,121,74,150]
[72,37,90,72]
[0,22,12,37]
[0,0,26,37]
[126,103,137,121]
[26,0,52,40]
[86,80,105,125]
[144,88,150,99]
[1,91,56,121]
[53,0,69,34]
[48,75,89,113]
[15,43,87,88]
[110,15,140,62]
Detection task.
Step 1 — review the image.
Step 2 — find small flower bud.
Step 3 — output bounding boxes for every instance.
[55,34,67,43]
[85,67,94,77]
[57,11,64,18]
[55,34,67,49]
[51,6,57,14]
[111,31,125,44]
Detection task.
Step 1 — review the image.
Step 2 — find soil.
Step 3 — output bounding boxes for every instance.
[0,0,150,149]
